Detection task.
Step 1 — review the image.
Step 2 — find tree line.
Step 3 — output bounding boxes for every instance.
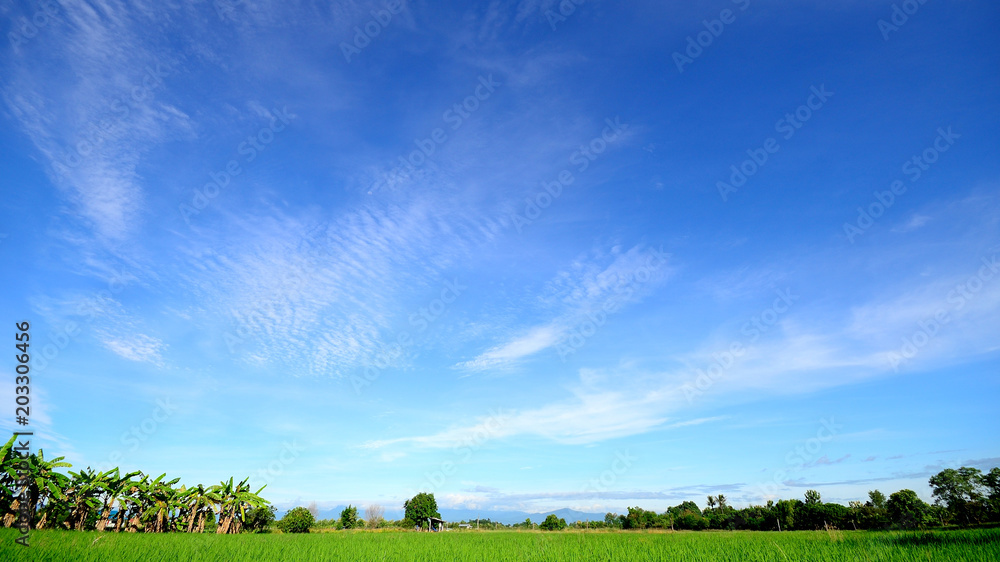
[1,436,270,533]
[589,467,1000,532]
[278,467,999,534]
[5,435,996,535]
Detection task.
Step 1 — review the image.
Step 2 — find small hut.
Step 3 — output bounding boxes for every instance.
[427,516,445,532]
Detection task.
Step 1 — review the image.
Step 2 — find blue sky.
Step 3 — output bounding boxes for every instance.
[1,0,998,516]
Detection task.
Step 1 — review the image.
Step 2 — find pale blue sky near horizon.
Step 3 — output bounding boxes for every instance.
[1,0,998,516]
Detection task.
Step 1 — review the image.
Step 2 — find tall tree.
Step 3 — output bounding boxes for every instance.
[867,490,886,510]
[403,492,440,529]
[886,489,928,529]
[95,469,141,532]
[339,504,359,529]
[804,490,821,505]
[181,483,221,533]
[215,477,268,534]
[365,504,384,529]
[929,467,985,524]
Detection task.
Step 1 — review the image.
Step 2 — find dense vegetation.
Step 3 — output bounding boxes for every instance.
[0,436,268,534]
[5,433,998,540]
[590,466,1000,533]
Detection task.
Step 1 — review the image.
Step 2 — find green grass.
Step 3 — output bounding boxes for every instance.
[1,528,998,561]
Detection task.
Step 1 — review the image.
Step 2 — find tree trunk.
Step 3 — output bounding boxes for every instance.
[96,506,111,531]
[3,498,19,528]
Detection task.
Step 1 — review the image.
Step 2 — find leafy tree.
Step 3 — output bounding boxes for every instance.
[277,506,314,533]
[886,489,928,529]
[929,467,985,524]
[244,505,276,533]
[774,499,801,531]
[622,506,659,529]
[804,489,821,505]
[984,467,1000,520]
[339,504,360,529]
[539,514,567,530]
[868,490,887,510]
[403,492,440,529]
[603,512,620,528]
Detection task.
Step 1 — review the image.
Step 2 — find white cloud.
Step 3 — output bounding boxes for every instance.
[456,244,671,371]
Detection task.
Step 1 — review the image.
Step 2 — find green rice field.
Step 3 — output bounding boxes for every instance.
[2,528,998,561]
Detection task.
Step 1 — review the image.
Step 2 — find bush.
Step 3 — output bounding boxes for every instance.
[244,505,276,533]
[277,507,315,533]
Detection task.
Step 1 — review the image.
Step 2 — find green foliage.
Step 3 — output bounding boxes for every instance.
[887,489,929,529]
[539,514,567,531]
[403,492,439,527]
[623,506,658,530]
[929,467,993,524]
[804,489,821,505]
[868,489,887,510]
[339,504,360,529]
[603,512,620,528]
[244,505,276,533]
[277,507,315,534]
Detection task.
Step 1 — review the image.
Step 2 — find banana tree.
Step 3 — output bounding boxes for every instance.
[114,474,148,533]
[139,473,182,533]
[181,483,221,533]
[1,438,71,530]
[216,477,269,534]
[65,468,109,530]
[95,469,142,531]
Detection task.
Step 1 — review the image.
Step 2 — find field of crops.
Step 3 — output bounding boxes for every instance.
[2,528,998,561]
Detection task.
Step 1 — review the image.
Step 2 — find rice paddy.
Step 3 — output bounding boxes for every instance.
[2,527,998,561]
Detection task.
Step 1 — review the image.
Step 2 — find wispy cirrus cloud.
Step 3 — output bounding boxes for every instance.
[456,244,672,371]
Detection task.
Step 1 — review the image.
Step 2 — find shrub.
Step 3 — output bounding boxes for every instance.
[277,507,315,534]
